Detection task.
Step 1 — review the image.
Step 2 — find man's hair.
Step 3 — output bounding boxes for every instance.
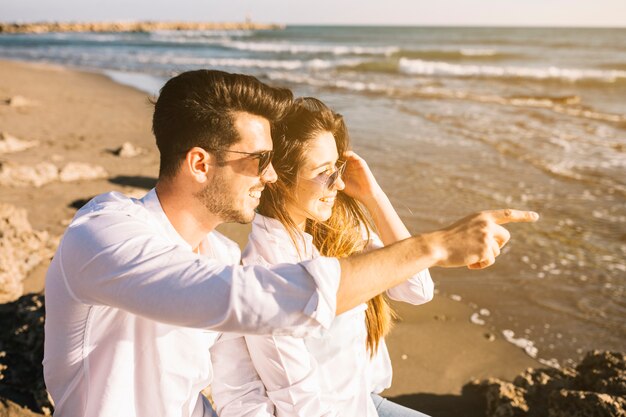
[152,69,293,179]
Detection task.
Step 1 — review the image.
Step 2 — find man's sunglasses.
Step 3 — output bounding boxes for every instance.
[207,149,274,176]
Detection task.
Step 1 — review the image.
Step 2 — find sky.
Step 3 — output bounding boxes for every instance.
[1,0,625,27]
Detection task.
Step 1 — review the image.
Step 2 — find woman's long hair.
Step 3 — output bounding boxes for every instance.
[259,97,396,356]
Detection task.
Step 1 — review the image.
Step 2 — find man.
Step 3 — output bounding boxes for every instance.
[43,70,538,417]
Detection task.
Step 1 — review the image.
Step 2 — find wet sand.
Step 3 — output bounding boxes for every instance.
[0,59,540,413]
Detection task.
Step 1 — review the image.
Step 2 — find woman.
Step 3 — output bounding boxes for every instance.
[210,98,433,417]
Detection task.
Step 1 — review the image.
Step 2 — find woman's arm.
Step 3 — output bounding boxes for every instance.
[343,151,434,304]
[342,150,411,244]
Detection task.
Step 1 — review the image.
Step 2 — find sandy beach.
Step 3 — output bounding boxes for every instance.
[0,58,546,414]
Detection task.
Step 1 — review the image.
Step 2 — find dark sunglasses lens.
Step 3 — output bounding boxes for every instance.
[258,151,273,175]
[326,163,345,190]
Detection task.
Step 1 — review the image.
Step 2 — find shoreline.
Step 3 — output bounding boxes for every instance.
[0,58,542,411]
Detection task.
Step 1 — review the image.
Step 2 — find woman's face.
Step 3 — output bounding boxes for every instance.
[287,131,345,229]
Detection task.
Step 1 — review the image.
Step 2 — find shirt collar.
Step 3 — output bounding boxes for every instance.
[140,188,193,251]
[253,213,315,259]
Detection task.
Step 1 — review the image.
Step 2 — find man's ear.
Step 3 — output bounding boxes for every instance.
[184,147,214,184]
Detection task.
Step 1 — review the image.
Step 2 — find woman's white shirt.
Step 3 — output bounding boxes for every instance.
[210,214,434,417]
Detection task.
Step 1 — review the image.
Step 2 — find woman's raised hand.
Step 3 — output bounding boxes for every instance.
[341,150,382,203]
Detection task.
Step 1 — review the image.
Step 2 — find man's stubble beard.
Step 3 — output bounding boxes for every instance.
[194,172,255,224]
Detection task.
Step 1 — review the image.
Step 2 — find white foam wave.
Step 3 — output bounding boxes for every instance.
[134,54,360,71]
[398,58,626,82]
[221,40,399,56]
[46,33,125,42]
[265,71,389,93]
[502,329,539,358]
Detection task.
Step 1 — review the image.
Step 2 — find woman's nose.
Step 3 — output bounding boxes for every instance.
[333,175,345,191]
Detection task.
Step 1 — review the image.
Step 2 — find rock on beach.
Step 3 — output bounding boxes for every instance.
[0,161,108,187]
[464,350,626,417]
[0,203,56,304]
[0,133,39,155]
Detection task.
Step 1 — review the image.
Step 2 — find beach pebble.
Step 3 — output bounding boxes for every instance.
[59,162,108,182]
[479,308,491,316]
[450,294,462,301]
[4,95,38,107]
[0,132,39,154]
[484,332,496,342]
[114,141,144,158]
[401,354,408,360]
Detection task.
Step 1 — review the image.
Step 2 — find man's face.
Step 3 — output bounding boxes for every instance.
[195,112,277,224]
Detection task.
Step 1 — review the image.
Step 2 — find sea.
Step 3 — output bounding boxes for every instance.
[0,25,624,367]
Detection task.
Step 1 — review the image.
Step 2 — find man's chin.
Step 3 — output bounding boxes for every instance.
[224,209,255,225]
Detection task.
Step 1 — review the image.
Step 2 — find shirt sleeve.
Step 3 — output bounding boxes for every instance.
[57,210,340,335]
[364,230,435,305]
[210,333,275,417]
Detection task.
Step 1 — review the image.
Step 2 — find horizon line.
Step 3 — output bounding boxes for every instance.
[0,19,624,29]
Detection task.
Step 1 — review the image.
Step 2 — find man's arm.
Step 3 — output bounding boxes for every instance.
[336,209,538,314]
[58,211,340,334]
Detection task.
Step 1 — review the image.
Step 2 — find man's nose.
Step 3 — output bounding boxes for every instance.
[261,162,278,184]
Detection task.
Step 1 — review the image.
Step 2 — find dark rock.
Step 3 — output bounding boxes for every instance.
[512,366,576,411]
[0,294,51,415]
[464,378,528,417]
[465,351,626,417]
[548,389,626,417]
[0,398,43,417]
[574,351,626,396]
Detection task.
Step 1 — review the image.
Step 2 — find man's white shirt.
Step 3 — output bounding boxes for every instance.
[43,189,341,417]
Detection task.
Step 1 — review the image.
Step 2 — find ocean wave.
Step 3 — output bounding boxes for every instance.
[147,30,254,46]
[265,71,390,93]
[391,48,514,62]
[219,40,399,56]
[133,55,363,71]
[45,33,127,42]
[266,71,626,124]
[397,58,626,83]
